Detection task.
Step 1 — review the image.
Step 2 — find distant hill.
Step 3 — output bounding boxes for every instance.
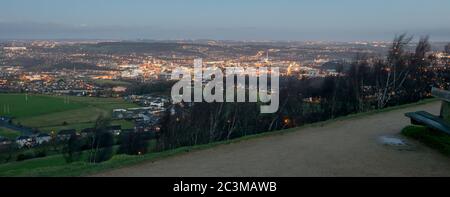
[47,62,106,71]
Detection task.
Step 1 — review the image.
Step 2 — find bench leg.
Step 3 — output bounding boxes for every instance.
[411,119,423,125]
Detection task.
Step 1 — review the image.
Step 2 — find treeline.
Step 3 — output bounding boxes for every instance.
[156,34,450,151]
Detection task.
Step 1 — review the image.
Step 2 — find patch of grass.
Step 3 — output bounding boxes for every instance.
[39,123,97,133]
[0,127,21,139]
[402,125,450,157]
[0,154,68,177]
[18,107,105,128]
[111,120,135,130]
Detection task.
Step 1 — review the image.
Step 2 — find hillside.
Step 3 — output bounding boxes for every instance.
[95,101,450,177]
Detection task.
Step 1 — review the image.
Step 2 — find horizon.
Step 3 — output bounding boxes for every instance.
[1,37,450,43]
[1,0,450,41]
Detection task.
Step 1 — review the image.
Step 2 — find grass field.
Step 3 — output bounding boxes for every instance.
[0,127,21,139]
[0,94,85,119]
[0,94,138,133]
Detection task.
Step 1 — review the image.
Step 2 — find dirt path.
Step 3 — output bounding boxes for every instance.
[95,101,450,177]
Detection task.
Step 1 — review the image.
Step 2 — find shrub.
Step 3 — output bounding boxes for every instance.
[118,131,149,155]
[62,134,83,163]
[402,125,450,156]
[16,153,34,161]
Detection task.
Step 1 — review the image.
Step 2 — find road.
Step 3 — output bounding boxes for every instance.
[0,117,34,136]
[95,101,450,177]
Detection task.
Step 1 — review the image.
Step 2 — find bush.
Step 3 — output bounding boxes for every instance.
[0,143,17,163]
[90,146,113,163]
[34,149,47,158]
[118,132,149,155]
[0,152,14,163]
[402,125,450,156]
[16,153,34,161]
[62,134,83,163]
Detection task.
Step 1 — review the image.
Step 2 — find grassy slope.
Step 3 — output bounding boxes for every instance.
[0,98,439,177]
[402,125,450,157]
[0,127,21,139]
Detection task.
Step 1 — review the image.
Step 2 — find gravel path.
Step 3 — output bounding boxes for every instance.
[95,101,450,177]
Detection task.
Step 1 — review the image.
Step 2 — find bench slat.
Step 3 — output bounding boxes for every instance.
[416,111,442,122]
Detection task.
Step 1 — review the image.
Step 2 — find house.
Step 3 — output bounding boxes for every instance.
[137,114,151,122]
[0,116,11,122]
[112,109,127,119]
[16,136,33,148]
[112,86,127,93]
[0,137,11,145]
[35,133,52,145]
[57,129,76,141]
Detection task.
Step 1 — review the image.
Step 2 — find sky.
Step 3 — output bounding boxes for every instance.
[1,0,450,41]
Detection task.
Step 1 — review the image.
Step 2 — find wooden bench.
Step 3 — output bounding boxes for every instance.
[405,88,450,135]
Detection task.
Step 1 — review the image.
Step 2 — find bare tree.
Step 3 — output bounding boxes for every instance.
[376,34,413,108]
[415,36,431,60]
[349,53,371,112]
[208,102,223,142]
[88,115,111,163]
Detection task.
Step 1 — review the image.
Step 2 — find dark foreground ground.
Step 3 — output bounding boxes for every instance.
[95,101,450,177]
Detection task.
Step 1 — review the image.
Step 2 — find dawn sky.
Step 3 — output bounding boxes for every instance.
[1,0,450,41]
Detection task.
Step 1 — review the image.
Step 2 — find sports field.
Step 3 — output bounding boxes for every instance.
[0,94,84,118]
[0,94,138,133]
